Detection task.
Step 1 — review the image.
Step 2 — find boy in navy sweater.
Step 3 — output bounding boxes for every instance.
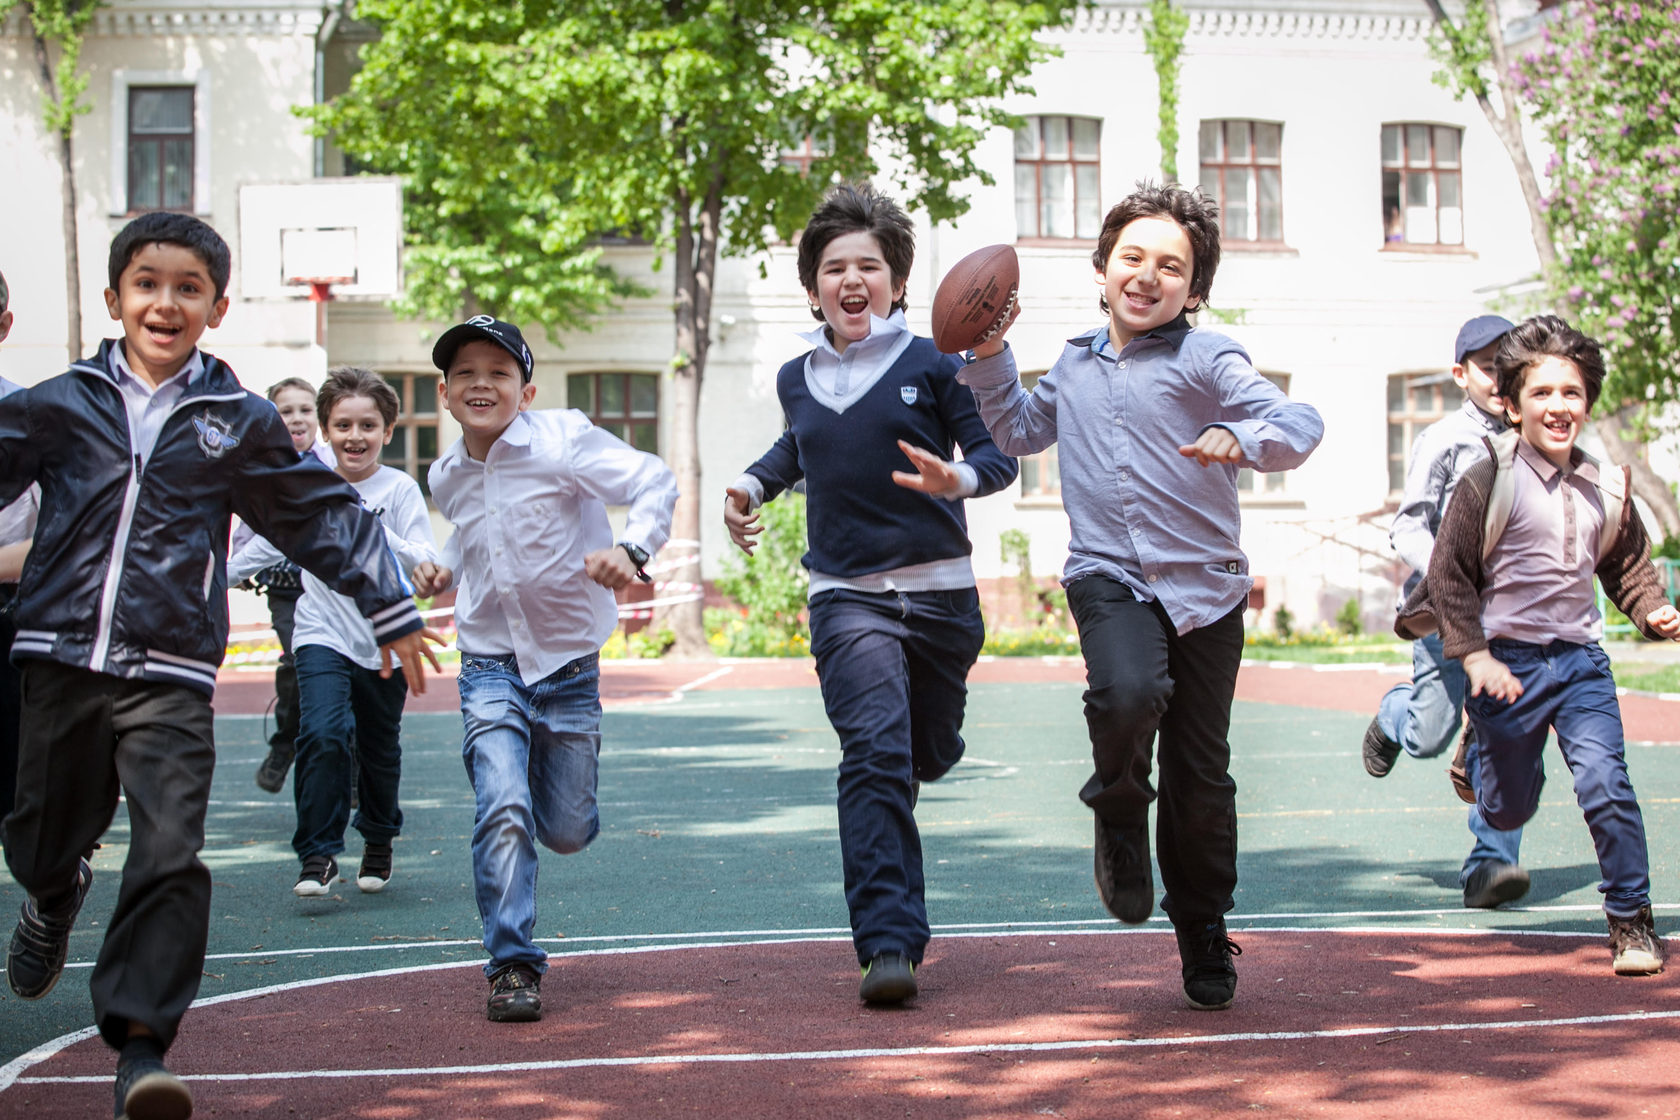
[725,183,1016,1004]
[0,212,437,1119]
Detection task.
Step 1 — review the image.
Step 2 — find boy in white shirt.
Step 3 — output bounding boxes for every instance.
[422,316,677,1023]
[229,367,443,897]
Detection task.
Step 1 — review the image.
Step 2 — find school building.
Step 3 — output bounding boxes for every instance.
[0,0,1581,633]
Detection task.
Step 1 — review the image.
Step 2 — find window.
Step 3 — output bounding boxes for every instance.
[779,133,826,177]
[569,372,659,453]
[1198,120,1283,244]
[1014,116,1102,241]
[1381,124,1463,247]
[1018,372,1060,498]
[1385,372,1465,493]
[127,87,195,212]
[380,372,442,496]
[1239,373,1292,495]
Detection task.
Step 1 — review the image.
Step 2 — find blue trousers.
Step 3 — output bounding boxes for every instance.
[1465,638,1650,917]
[807,587,984,966]
[293,644,406,861]
[1378,632,1524,881]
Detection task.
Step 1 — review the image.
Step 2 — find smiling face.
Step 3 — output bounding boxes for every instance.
[807,230,906,355]
[103,241,229,387]
[1454,340,1503,418]
[271,385,319,454]
[1095,215,1198,349]
[439,338,537,461]
[1509,355,1590,471]
[324,392,394,484]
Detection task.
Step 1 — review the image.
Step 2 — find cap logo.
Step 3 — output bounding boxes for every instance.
[466,314,496,327]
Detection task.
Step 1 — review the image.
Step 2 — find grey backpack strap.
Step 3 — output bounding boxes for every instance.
[1480,429,1520,561]
[1583,452,1629,557]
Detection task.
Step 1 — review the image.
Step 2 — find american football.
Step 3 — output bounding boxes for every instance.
[931,243,1020,354]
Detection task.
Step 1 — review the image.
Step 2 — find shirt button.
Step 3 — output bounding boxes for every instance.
[1119,471,1130,482]
[1147,574,1159,584]
[1117,361,1127,370]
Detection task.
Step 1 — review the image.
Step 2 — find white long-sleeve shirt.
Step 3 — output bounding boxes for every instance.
[429,409,677,686]
[229,465,436,670]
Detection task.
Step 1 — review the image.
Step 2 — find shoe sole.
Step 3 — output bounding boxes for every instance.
[292,880,332,898]
[859,975,917,1004]
[356,875,389,894]
[1095,871,1153,924]
[1362,717,1402,778]
[121,1071,194,1120]
[487,998,543,1023]
[1613,951,1664,976]
[1463,865,1530,910]
[6,960,63,1001]
[1184,988,1235,1011]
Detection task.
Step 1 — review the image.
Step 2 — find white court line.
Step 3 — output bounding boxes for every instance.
[4,922,1647,1093]
[18,1006,1680,1086]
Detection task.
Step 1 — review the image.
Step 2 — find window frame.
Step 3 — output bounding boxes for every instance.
[1013,115,1103,244]
[379,371,443,497]
[1014,371,1062,502]
[568,371,661,454]
[1197,119,1286,248]
[1385,371,1466,495]
[1238,372,1293,497]
[1380,122,1465,249]
[109,70,212,217]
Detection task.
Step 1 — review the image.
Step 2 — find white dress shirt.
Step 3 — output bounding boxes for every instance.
[108,343,204,468]
[429,409,678,686]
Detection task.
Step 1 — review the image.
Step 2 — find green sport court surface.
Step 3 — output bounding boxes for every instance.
[2,660,1678,1082]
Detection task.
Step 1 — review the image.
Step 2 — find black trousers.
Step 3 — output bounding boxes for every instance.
[2,661,215,1050]
[1067,576,1244,926]
[0,586,19,819]
[267,587,303,751]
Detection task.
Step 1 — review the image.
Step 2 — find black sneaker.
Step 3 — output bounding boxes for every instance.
[1362,716,1402,778]
[1093,816,1153,924]
[292,855,338,898]
[1176,926,1243,1014]
[1176,918,1242,1011]
[253,744,295,794]
[858,951,917,1005]
[487,963,543,1022]
[1463,861,1530,910]
[357,843,393,894]
[1607,906,1666,976]
[114,1054,192,1120]
[7,856,92,1000]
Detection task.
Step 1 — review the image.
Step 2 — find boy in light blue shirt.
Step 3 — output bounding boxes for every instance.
[961,183,1321,1012]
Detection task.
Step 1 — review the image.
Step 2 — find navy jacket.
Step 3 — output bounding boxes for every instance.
[0,339,422,695]
[747,337,1017,577]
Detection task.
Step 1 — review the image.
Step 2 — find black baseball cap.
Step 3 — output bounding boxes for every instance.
[1454,314,1514,365]
[431,315,535,382]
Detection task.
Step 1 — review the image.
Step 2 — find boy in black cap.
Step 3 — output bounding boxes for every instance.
[1365,313,1527,909]
[419,316,677,1022]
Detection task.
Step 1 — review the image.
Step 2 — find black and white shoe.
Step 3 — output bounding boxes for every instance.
[293,855,338,898]
[7,855,92,1000]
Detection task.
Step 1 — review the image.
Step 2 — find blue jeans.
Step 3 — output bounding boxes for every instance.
[1465,638,1650,916]
[293,644,407,861]
[1379,633,1524,880]
[457,651,602,976]
[807,587,985,966]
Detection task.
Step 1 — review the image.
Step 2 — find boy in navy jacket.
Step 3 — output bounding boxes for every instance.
[0,212,437,1120]
[725,184,1017,1004]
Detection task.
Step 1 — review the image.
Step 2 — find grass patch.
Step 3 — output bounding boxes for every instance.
[1240,644,1411,665]
[1615,663,1680,694]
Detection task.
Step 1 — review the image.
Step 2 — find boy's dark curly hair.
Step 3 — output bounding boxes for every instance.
[1092,183,1222,316]
[107,211,232,300]
[1494,314,1606,412]
[796,183,914,322]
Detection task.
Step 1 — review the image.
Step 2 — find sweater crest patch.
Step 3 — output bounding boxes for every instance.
[900,386,918,405]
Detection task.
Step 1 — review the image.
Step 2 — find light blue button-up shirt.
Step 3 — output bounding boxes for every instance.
[959,317,1323,634]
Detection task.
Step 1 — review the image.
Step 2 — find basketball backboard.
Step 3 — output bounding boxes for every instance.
[238,177,402,301]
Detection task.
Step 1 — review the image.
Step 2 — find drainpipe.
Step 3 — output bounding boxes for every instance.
[314,1,347,178]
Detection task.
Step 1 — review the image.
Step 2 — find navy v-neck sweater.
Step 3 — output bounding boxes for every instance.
[746,337,1017,578]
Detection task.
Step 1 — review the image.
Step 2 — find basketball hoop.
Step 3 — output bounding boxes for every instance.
[285,275,353,347]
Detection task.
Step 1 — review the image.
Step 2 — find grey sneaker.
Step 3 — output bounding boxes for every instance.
[1608,906,1666,976]
[859,951,917,1005]
[7,856,93,1000]
[1463,861,1529,909]
[114,1053,192,1120]
[1362,716,1402,778]
[487,963,543,1022]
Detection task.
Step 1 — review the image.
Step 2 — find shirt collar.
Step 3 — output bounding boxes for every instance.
[108,342,204,392]
[1083,312,1194,359]
[798,308,909,357]
[1462,399,1507,434]
[1514,435,1591,483]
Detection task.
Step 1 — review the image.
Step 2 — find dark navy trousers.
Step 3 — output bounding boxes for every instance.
[293,644,406,861]
[1465,638,1650,916]
[807,587,984,966]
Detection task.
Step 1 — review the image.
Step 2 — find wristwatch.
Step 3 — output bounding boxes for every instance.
[618,541,653,583]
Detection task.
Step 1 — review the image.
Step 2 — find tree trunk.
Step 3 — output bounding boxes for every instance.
[1596,411,1680,541]
[29,22,84,361]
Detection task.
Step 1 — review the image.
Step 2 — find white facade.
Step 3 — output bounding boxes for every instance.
[0,0,1556,632]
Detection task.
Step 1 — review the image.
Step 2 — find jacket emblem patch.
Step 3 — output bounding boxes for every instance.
[900,386,918,405]
[192,411,241,460]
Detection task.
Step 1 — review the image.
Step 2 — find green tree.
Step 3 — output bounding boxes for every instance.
[1142,0,1188,182]
[1424,0,1680,537]
[309,0,1081,656]
[2,0,101,359]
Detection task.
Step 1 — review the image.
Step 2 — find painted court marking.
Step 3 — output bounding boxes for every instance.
[3,923,1664,1094]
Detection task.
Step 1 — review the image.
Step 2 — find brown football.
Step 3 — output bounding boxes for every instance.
[931,244,1020,354]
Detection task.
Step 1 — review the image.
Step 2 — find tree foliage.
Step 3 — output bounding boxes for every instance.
[1142,0,1189,182]
[1514,0,1680,422]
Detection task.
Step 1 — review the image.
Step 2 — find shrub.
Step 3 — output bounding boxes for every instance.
[711,493,810,656]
